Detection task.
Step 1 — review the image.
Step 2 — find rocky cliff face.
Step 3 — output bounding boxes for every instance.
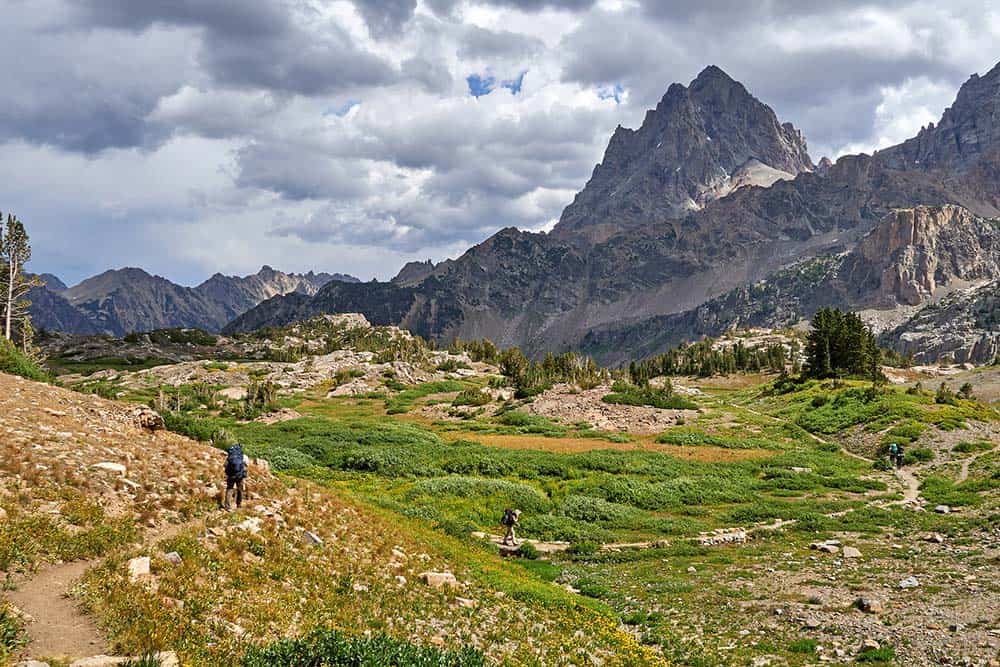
[553,66,813,243]
[580,205,1000,365]
[34,266,358,336]
[227,62,1000,364]
[881,281,999,365]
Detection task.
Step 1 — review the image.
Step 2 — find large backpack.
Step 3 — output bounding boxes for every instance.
[226,444,247,480]
[501,509,516,527]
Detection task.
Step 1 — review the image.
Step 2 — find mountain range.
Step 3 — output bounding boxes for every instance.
[225,62,1000,365]
[33,63,1000,365]
[31,266,358,336]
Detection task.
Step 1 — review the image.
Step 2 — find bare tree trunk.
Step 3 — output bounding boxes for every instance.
[4,255,14,341]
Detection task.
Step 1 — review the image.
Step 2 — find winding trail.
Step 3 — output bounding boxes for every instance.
[957,443,998,483]
[895,466,922,504]
[6,518,199,661]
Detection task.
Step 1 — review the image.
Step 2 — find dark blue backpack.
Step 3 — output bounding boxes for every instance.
[226,444,247,480]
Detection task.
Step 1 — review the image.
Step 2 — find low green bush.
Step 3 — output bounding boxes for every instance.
[602,381,697,410]
[453,388,491,407]
[0,338,48,381]
[242,628,485,666]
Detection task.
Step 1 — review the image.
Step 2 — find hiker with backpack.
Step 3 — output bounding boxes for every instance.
[501,508,521,546]
[888,442,899,469]
[895,443,905,469]
[223,443,248,511]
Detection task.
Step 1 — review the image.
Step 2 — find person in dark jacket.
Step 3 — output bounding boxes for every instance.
[223,444,248,510]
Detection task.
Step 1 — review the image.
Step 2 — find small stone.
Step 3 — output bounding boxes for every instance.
[925,532,945,543]
[687,566,697,574]
[804,618,822,630]
[163,551,182,565]
[301,530,323,546]
[934,505,951,514]
[842,546,862,559]
[92,461,126,475]
[454,597,475,608]
[126,556,150,583]
[855,597,884,614]
[16,661,51,667]
[0,507,7,521]
[236,517,262,534]
[899,576,920,589]
[420,571,459,588]
[860,639,880,653]
[949,623,965,632]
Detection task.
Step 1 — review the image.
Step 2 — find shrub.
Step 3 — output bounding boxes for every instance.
[902,448,934,465]
[935,382,957,405]
[953,440,993,454]
[602,382,697,410]
[453,388,491,407]
[857,646,896,663]
[811,394,829,407]
[0,601,27,660]
[518,542,541,560]
[0,338,48,381]
[242,628,485,666]
[957,382,974,400]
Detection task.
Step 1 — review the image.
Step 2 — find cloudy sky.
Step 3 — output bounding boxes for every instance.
[1,0,997,286]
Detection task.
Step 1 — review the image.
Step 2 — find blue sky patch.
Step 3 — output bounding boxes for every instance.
[467,74,496,97]
[598,84,625,104]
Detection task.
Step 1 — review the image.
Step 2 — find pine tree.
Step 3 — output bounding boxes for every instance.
[0,213,42,342]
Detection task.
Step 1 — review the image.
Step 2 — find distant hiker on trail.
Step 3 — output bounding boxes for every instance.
[888,442,899,469]
[501,508,521,546]
[223,443,248,511]
[894,443,905,469]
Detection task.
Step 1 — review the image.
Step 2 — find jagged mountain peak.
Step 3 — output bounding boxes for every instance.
[552,67,812,242]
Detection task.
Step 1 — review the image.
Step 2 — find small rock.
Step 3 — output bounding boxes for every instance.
[301,530,323,546]
[92,462,126,475]
[236,517,262,534]
[804,618,822,630]
[454,597,476,608]
[16,661,51,667]
[163,551,182,565]
[856,597,884,614]
[842,546,862,559]
[925,532,945,543]
[934,505,951,514]
[687,566,697,574]
[860,639,880,653]
[419,571,459,588]
[899,576,920,589]
[126,556,150,583]
[0,507,7,521]
[949,623,965,632]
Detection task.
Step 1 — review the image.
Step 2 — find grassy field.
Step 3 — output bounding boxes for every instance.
[47,358,1000,665]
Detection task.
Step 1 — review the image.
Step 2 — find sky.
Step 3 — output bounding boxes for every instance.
[1,0,997,286]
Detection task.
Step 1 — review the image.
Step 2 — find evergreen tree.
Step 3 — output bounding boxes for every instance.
[0,213,41,342]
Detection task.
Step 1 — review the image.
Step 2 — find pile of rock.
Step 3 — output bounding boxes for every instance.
[698,528,748,546]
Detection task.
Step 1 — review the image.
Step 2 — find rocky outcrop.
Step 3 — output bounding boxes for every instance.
[580,206,1000,365]
[392,260,437,286]
[839,205,1000,306]
[880,280,1000,364]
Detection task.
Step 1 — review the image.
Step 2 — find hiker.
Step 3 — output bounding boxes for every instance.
[501,508,522,546]
[223,443,248,511]
[888,442,899,469]
[895,443,905,469]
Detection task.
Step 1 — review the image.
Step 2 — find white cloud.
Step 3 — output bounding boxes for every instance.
[0,0,995,285]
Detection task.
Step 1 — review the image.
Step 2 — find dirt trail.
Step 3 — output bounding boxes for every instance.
[6,518,200,661]
[6,558,109,660]
[895,467,922,503]
[957,443,998,483]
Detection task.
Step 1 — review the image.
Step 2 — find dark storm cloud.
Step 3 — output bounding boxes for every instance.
[74,0,396,96]
[352,0,419,37]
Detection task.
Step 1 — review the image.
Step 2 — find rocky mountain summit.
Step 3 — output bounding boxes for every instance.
[554,65,814,243]
[230,62,1000,364]
[31,266,358,336]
